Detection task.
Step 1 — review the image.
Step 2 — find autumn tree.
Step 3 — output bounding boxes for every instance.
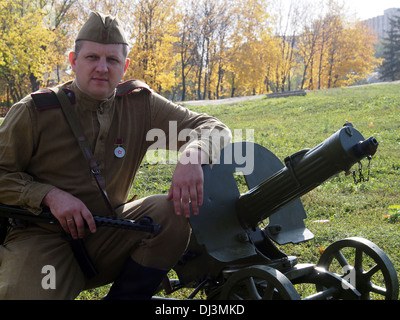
[175,2,198,101]
[272,0,307,92]
[227,0,275,96]
[297,12,380,90]
[175,0,237,101]
[40,0,78,86]
[187,0,224,100]
[0,0,80,108]
[125,0,179,94]
[298,19,322,89]
[332,22,380,87]
[0,1,57,105]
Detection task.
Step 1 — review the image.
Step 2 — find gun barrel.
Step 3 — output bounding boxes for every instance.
[352,137,378,158]
[237,125,378,228]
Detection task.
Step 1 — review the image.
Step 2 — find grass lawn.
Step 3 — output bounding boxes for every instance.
[77,82,400,300]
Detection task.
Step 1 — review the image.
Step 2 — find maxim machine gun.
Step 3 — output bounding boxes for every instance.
[166,123,399,300]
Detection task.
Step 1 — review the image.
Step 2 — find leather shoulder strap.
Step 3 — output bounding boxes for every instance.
[31,89,75,111]
[50,87,117,218]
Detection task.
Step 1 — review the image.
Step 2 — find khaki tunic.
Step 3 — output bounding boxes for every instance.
[0,80,231,215]
[0,80,231,299]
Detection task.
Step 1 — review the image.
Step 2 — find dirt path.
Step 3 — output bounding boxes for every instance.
[181,94,266,106]
[180,80,400,106]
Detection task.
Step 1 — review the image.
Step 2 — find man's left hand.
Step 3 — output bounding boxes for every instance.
[166,148,208,218]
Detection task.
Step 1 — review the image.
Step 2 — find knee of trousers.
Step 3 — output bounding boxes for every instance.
[121,195,192,270]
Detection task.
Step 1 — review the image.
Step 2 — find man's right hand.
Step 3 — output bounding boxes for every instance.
[42,188,96,239]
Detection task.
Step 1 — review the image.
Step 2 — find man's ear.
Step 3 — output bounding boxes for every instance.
[69,52,77,72]
[123,58,130,74]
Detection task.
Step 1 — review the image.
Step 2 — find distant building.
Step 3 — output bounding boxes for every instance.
[363,8,400,40]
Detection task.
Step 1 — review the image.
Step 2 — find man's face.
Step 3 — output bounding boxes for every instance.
[69,41,130,100]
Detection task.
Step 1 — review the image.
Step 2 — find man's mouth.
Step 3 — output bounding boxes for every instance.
[92,78,108,82]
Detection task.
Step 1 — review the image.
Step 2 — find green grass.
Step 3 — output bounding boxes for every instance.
[78,83,400,300]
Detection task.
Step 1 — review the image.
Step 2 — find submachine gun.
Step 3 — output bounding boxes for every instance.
[0,204,161,278]
[171,122,399,300]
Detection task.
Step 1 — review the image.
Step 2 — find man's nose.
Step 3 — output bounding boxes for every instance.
[95,57,108,72]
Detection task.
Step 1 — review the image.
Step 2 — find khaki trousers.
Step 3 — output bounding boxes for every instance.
[0,195,191,300]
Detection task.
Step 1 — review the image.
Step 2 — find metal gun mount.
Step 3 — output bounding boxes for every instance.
[166,124,399,300]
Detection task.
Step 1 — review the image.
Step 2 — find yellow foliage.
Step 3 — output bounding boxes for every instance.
[124,0,180,93]
[298,16,381,90]
[0,0,68,104]
[0,0,385,104]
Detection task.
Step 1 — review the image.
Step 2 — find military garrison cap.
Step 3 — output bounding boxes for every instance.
[76,12,128,45]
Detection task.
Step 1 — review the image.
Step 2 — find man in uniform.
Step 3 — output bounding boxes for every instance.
[0,12,231,299]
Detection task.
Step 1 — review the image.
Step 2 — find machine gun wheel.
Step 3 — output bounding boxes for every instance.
[317,237,399,300]
[220,265,301,300]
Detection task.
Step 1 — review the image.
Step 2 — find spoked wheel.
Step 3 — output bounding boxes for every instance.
[220,265,301,300]
[317,237,399,300]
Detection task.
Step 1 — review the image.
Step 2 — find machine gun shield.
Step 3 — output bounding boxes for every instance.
[189,142,313,263]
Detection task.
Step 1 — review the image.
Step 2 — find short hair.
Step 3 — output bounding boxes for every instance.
[74,40,130,59]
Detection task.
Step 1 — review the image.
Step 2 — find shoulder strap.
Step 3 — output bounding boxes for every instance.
[31,88,75,111]
[116,79,152,96]
[50,87,117,219]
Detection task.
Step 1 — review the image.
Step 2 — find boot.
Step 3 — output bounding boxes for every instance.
[104,258,168,300]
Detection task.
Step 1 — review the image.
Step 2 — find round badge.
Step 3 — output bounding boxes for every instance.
[114,146,126,158]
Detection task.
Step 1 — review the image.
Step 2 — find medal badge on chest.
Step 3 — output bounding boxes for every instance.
[114,138,126,158]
